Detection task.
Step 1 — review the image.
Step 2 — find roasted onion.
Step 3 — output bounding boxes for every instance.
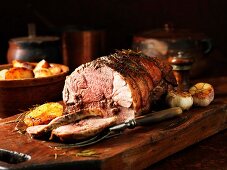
[166,90,193,110]
[189,83,214,107]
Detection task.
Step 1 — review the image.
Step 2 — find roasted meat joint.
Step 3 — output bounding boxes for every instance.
[27,49,177,141]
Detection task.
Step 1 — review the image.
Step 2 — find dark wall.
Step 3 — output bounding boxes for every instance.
[0,0,226,65]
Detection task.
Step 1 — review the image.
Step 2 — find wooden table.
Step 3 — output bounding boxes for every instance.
[147,129,227,170]
[147,76,227,170]
[0,76,226,170]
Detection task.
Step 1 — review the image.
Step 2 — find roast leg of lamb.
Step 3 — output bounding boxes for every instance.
[63,50,176,120]
[27,50,177,141]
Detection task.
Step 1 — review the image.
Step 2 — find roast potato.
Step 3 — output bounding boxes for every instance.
[0,69,8,80]
[24,102,63,126]
[49,65,62,75]
[33,59,50,72]
[5,67,34,80]
[34,68,53,78]
[1,59,64,80]
[12,60,35,70]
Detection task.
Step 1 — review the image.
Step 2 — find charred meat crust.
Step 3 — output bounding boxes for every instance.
[63,50,177,117]
[27,50,177,142]
[99,50,176,114]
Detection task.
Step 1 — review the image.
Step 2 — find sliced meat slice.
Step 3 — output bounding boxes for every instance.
[26,111,101,137]
[26,125,47,136]
[51,116,117,142]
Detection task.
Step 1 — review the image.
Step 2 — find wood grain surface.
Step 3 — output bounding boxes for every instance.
[0,77,227,170]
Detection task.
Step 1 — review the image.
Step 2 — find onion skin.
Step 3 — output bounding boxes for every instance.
[166,90,193,110]
[189,83,214,107]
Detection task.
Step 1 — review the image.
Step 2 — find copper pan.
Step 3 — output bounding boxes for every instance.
[62,28,106,72]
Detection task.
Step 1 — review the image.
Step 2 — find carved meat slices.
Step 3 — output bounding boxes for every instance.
[51,116,117,141]
[26,50,177,141]
[26,110,102,137]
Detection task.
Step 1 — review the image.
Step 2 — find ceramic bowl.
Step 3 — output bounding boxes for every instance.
[0,63,69,118]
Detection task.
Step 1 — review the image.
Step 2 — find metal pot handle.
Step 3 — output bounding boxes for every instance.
[201,39,212,54]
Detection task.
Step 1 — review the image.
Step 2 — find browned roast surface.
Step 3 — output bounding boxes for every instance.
[51,116,117,141]
[63,50,177,122]
[27,50,177,142]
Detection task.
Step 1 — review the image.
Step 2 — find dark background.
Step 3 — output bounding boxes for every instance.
[0,0,226,74]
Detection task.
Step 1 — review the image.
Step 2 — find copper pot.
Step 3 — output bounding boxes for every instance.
[7,36,62,64]
[133,24,212,77]
[62,29,106,72]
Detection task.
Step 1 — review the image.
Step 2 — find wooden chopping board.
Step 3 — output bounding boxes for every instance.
[0,77,227,170]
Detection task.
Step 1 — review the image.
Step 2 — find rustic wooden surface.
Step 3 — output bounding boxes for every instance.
[147,129,227,170]
[147,76,227,170]
[0,77,227,170]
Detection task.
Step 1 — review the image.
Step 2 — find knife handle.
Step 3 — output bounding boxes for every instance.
[135,107,183,126]
[109,107,183,131]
